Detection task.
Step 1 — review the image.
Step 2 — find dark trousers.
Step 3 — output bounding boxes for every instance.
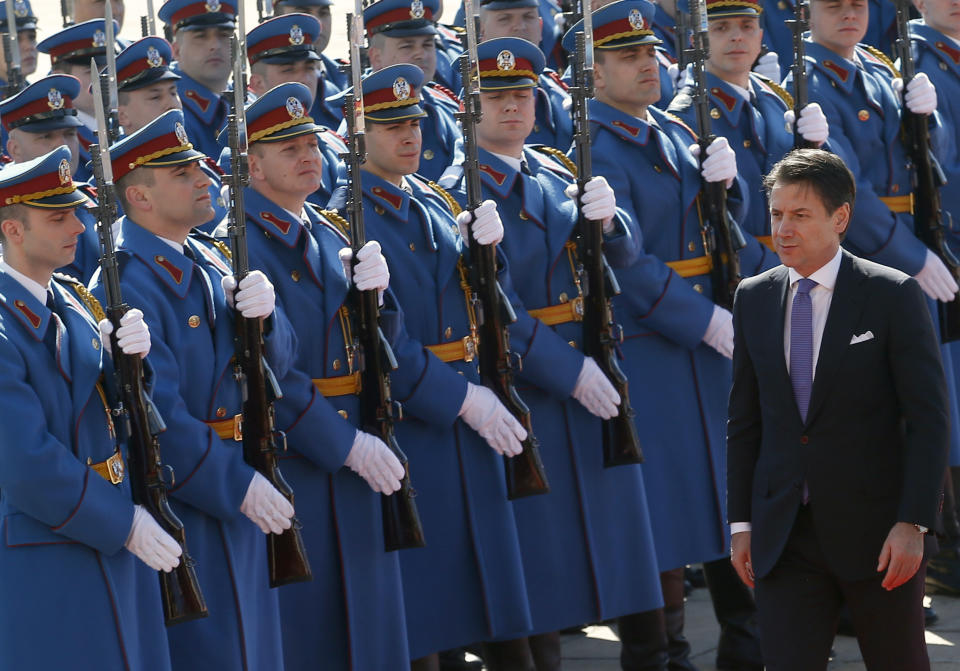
[755,506,929,671]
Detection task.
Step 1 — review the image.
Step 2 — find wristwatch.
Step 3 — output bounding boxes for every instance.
[914,523,929,534]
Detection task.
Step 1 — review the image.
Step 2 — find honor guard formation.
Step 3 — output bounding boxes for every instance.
[1,0,960,669]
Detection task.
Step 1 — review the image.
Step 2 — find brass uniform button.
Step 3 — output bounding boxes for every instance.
[533,124,540,132]
[558,292,568,303]
[778,0,786,7]
[423,149,435,160]
[333,358,341,371]
[941,62,949,71]
[156,255,165,262]
[216,407,227,418]
[444,326,453,339]
[451,224,459,235]
[688,241,696,252]
[858,109,870,121]
[831,80,837,88]
[519,211,529,220]
[693,284,704,293]
[710,108,720,119]
[743,139,751,148]
[92,338,100,350]
[891,184,900,193]
[338,409,348,419]
[409,242,416,251]
[375,205,385,215]
[188,315,201,328]
[291,270,301,282]
[264,230,272,239]
[568,340,577,348]
[653,165,662,173]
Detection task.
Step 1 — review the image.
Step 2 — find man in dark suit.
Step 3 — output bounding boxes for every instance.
[727,148,949,671]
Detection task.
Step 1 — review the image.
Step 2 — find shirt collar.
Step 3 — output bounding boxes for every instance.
[158,236,184,253]
[491,151,523,173]
[729,81,751,102]
[0,259,51,304]
[787,246,843,290]
[76,108,96,129]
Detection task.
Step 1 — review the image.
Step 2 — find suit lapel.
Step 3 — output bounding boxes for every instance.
[805,252,866,425]
[769,266,793,405]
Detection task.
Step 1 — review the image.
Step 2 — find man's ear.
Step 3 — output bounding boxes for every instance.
[1,217,25,245]
[124,183,151,213]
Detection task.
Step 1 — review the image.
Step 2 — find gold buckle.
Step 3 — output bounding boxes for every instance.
[106,451,125,484]
[462,335,477,362]
[570,296,584,321]
[233,414,243,442]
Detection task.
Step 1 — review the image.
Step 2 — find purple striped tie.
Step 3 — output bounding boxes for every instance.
[790,278,817,422]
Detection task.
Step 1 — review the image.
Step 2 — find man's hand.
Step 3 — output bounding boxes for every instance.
[731,530,754,588]
[877,522,925,590]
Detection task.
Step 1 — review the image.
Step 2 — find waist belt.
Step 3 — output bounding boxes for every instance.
[667,255,713,278]
[313,372,361,397]
[205,414,243,441]
[879,194,915,214]
[88,449,125,485]
[756,235,775,252]
[528,297,584,325]
[426,335,478,363]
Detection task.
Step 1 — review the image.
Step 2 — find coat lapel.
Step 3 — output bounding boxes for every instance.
[56,282,103,412]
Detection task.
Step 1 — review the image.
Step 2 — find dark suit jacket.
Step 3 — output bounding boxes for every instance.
[727,250,949,581]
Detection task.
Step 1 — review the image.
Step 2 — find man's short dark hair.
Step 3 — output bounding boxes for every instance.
[116,167,156,214]
[764,148,856,215]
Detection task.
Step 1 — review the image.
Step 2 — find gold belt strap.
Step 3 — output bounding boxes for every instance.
[88,449,125,485]
[528,298,584,326]
[666,255,713,278]
[879,193,915,214]
[426,336,478,363]
[205,414,243,441]
[756,235,776,252]
[313,372,362,397]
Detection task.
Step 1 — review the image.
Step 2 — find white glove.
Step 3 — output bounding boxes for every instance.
[914,249,959,302]
[783,102,829,146]
[456,199,504,246]
[458,382,527,457]
[690,137,737,188]
[571,356,621,419]
[98,308,151,358]
[752,50,781,82]
[702,305,734,359]
[667,61,681,90]
[565,175,617,234]
[892,73,937,115]
[125,505,182,572]
[222,271,276,319]
[345,430,405,495]
[240,472,295,535]
[338,240,390,292]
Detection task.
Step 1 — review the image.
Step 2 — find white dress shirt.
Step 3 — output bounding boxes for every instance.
[730,247,843,535]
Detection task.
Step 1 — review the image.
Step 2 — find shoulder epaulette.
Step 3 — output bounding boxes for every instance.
[63,278,106,322]
[426,180,463,216]
[861,44,901,77]
[544,70,570,92]
[320,209,351,238]
[529,144,577,177]
[191,230,233,261]
[429,82,462,105]
[664,111,699,140]
[753,73,794,108]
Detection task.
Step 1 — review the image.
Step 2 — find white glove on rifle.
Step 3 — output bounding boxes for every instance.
[915,249,959,302]
[98,308,151,358]
[892,73,937,115]
[345,430,405,494]
[690,137,737,188]
[565,176,618,234]
[339,239,390,306]
[571,356,621,419]
[458,383,526,457]
[783,102,829,146]
[240,472,295,535]
[752,51,781,82]
[222,271,276,319]
[702,305,734,359]
[125,505,182,572]
[456,200,504,245]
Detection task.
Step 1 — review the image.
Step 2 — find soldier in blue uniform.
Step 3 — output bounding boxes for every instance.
[37,19,120,183]
[245,12,346,207]
[90,109,298,671]
[330,63,547,669]
[439,37,664,669]
[478,0,574,151]
[0,0,38,97]
[0,75,103,282]
[159,0,237,159]
[561,2,769,669]
[363,0,464,182]
[0,145,179,671]
[221,81,414,670]
[273,0,350,90]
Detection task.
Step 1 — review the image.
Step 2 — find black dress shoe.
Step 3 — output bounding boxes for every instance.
[438,649,484,671]
[685,565,707,590]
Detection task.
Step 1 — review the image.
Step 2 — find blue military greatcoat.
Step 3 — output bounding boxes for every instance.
[174,65,229,160]
[90,219,295,671]
[528,70,574,151]
[0,271,171,671]
[310,61,346,131]
[442,146,665,634]
[587,99,755,570]
[329,171,533,658]
[239,187,412,669]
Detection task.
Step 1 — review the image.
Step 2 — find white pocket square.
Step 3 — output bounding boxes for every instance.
[850,331,875,345]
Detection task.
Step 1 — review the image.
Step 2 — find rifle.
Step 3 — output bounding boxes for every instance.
[570,12,644,467]
[340,6,426,549]
[142,0,157,37]
[685,0,745,309]
[457,0,549,498]
[893,0,960,342]
[2,0,24,98]
[91,60,208,627]
[61,0,74,27]
[101,1,121,144]
[786,0,815,149]
[675,8,689,70]
[224,7,312,586]
[257,0,273,23]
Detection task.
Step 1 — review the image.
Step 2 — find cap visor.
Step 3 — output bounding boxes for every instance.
[24,188,90,209]
[19,115,86,132]
[253,120,324,143]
